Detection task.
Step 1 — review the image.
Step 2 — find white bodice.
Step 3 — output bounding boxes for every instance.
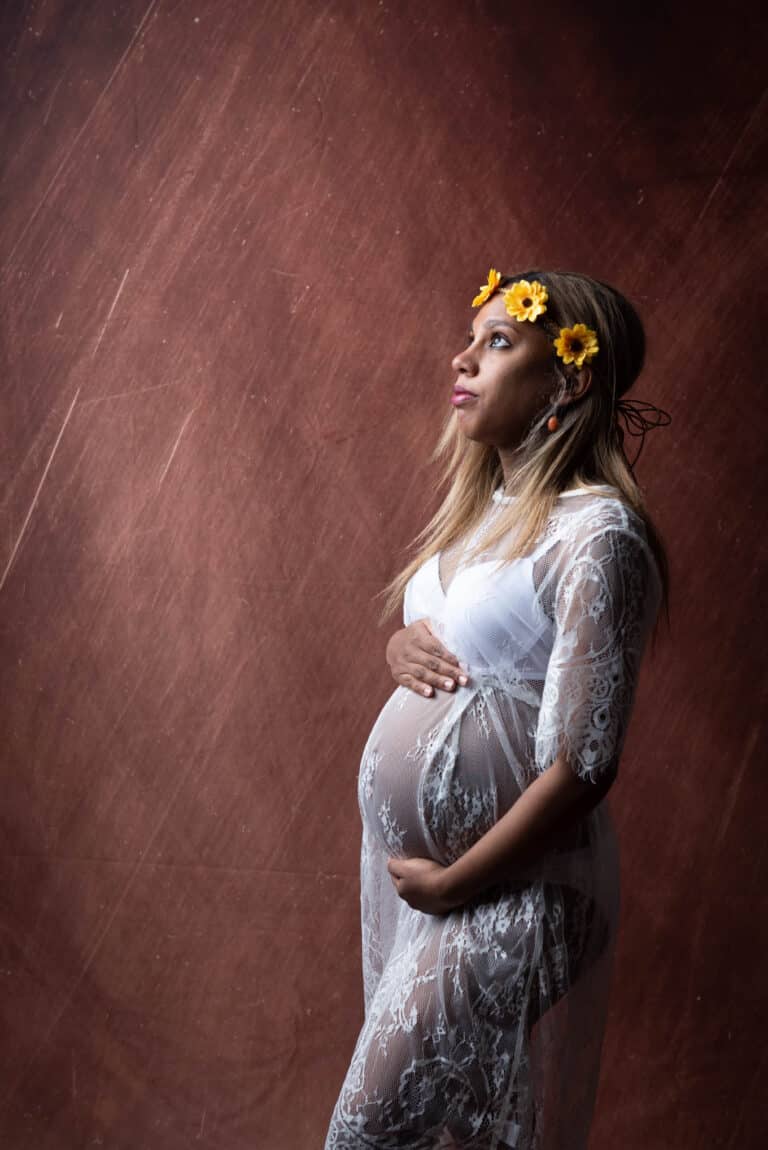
[404,484,646,681]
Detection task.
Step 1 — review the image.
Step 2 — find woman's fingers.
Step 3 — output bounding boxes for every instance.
[414,622,468,690]
[402,656,469,697]
[387,620,470,696]
[419,618,459,664]
[421,643,466,680]
[401,664,437,697]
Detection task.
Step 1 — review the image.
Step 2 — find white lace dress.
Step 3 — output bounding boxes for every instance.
[324,484,662,1150]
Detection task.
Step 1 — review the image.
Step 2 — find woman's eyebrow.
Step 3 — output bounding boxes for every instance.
[468,318,518,336]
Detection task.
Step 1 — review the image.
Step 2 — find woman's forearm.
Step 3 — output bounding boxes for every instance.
[440,754,612,905]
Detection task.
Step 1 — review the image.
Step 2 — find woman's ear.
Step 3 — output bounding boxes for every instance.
[567,366,592,401]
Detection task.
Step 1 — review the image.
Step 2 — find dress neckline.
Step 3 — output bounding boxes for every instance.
[491,483,619,505]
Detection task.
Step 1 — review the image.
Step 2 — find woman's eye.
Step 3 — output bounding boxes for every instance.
[465,332,512,348]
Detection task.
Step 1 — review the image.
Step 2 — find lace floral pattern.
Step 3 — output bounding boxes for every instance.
[326,490,661,1148]
[534,524,660,784]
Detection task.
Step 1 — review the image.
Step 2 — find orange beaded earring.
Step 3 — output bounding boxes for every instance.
[547,384,571,432]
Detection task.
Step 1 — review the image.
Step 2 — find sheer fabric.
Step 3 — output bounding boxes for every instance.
[325,484,662,1149]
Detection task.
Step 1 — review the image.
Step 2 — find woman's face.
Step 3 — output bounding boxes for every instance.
[450,290,560,449]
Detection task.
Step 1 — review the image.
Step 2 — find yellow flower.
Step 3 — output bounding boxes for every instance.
[553,323,599,368]
[471,267,502,307]
[502,279,548,322]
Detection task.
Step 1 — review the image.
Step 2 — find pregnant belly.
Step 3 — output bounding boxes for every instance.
[358,683,529,865]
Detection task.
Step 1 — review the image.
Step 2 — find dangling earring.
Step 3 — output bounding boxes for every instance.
[547,378,574,432]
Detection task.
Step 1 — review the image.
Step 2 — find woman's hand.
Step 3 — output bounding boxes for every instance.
[386,619,469,697]
[386,856,461,915]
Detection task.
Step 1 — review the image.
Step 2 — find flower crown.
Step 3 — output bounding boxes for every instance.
[471,268,599,370]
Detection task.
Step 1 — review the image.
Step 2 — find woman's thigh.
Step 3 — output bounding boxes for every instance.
[325,899,543,1149]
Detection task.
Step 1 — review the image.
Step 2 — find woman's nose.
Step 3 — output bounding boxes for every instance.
[451,346,478,375]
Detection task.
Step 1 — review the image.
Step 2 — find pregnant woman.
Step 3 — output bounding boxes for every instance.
[324,267,671,1149]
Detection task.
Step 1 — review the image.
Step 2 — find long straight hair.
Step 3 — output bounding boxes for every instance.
[375,268,670,646]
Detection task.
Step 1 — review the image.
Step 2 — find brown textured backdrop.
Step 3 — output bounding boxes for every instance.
[1,1,765,1147]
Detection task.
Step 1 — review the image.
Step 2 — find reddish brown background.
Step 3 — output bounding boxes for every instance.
[1,2,765,1147]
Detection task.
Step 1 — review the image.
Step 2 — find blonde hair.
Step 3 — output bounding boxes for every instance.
[375,268,670,644]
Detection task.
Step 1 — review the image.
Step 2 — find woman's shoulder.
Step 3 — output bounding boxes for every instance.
[544,486,655,566]
[551,489,662,606]
[555,485,646,531]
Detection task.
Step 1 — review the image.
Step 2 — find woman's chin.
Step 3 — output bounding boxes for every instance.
[454,407,479,430]
[455,417,490,445]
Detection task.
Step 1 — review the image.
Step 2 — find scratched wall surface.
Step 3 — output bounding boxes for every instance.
[0,1,765,1147]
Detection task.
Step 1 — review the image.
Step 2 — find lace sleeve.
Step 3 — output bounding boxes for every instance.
[535,522,662,785]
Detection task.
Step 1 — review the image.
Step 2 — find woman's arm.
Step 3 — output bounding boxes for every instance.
[440,752,610,904]
[387,755,611,914]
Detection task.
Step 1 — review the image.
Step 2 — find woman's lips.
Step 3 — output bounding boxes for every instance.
[451,390,478,406]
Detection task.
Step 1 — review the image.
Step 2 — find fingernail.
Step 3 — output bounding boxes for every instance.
[458,675,468,685]
[444,679,454,690]
[423,686,432,696]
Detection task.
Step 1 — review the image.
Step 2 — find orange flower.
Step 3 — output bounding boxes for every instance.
[471,267,502,307]
[502,279,548,323]
[553,323,599,369]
